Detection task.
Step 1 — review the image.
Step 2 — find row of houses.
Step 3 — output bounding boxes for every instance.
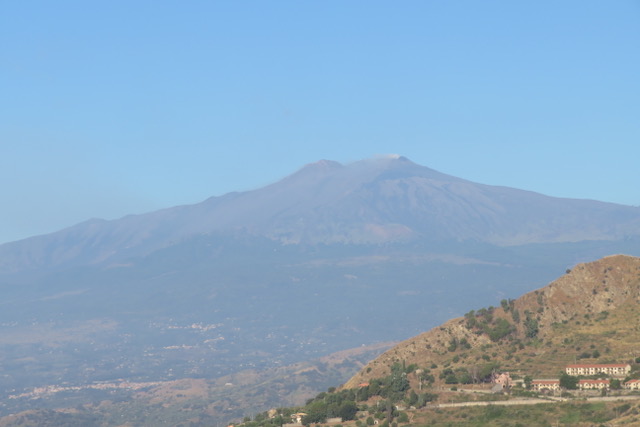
[531,379,612,391]
[531,364,636,392]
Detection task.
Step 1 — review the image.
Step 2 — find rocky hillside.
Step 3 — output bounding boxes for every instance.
[344,254,640,388]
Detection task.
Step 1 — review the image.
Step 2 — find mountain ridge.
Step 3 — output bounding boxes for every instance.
[1,156,639,273]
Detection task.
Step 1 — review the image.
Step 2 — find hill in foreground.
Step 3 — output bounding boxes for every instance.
[239,255,640,427]
[345,254,640,388]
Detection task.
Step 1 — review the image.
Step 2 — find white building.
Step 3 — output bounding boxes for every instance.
[531,379,560,392]
[578,379,609,390]
[565,364,630,377]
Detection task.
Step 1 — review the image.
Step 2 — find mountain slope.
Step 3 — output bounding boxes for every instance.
[343,254,640,388]
[1,155,639,273]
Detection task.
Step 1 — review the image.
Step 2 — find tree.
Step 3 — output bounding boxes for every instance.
[337,401,358,421]
[389,363,409,397]
[369,379,382,397]
[357,385,370,401]
[419,371,434,388]
[302,401,328,425]
[524,313,539,338]
[524,375,532,390]
[465,310,477,329]
[444,373,458,384]
[416,393,437,408]
[404,363,418,374]
[487,318,515,341]
[478,362,500,382]
[477,307,493,323]
[456,368,472,384]
[406,390,418,406]
[559,373,578,390]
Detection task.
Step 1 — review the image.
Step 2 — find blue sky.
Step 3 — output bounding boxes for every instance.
[1,1,639,244]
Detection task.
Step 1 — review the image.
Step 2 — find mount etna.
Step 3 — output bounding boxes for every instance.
[1,156,639,423]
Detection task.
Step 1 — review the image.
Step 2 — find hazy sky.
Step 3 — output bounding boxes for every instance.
[2,1,639,244]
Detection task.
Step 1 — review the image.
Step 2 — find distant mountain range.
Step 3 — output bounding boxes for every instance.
[1,156,640,423]
[2,155,639,273]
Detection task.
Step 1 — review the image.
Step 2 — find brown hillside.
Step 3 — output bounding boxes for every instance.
[343,254,640,389]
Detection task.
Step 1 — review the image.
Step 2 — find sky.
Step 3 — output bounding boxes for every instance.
[1,1,639,244]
